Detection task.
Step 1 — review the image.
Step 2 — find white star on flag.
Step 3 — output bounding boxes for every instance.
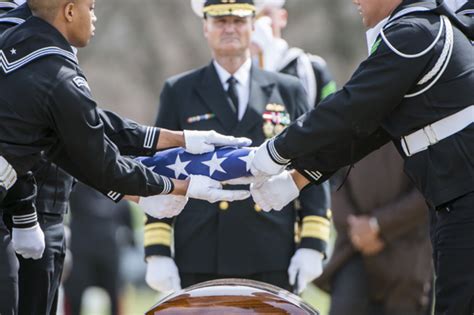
[166,154,190,178]
[10,48,16,55]
[202,153,227,176]
[238,149,255,172]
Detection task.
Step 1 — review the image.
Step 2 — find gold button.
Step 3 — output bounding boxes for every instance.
[254,204,262,212]
[327,209,333,220]
[219,201,229,211]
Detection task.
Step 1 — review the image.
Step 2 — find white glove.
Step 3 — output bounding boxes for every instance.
[145,256,181,293]
[139,194,188,219]
[288,248,324,294]
[250,141,288,178]
[250,171,299,212]
[0,156,17,191]
[11,224,46,260]
[183,130,252,154]
[186,175,250,203]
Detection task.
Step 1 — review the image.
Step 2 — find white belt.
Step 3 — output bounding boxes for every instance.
[401,105,474,157]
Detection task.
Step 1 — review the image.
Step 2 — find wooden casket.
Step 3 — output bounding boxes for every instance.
[146,278,319,315]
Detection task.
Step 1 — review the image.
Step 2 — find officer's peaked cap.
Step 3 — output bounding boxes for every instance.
[191,0,256,18]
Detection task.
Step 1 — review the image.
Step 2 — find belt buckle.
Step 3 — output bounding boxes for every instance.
[423,125,438,145]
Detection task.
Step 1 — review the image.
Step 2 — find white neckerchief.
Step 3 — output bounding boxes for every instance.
[213,58,252,121]
[13,0,26,5]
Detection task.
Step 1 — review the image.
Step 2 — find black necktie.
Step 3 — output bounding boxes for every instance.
[227,76,239,120]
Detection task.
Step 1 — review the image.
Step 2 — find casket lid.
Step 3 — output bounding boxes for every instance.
[146,278,319,315]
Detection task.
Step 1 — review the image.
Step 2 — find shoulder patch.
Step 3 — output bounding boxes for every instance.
[72,76,90,91]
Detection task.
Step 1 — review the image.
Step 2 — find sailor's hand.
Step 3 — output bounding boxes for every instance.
[12,224,46,260]
[139,194,188,219]
[250,171,299,212]
[250,140,288,177]
[183,130,252,154]
[186,175,250,203]
[288,248,324,294]
[145,256,181,293]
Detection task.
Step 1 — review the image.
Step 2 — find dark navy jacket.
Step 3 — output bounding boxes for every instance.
[271,0,474,207]
[0,17,170,202]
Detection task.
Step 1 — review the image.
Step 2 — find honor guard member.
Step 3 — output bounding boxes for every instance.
[251,0,337,109]
[0,0,251,314]
[247,0,474,314]
[143,0,331,295]
[0,3,161,315]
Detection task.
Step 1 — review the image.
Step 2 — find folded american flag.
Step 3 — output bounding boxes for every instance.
[137,147,254,181]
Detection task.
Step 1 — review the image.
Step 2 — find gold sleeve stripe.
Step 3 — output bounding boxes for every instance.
[301,223,331,242]
[144,230,171,247]
[303,216,331,226]
[144,223,171,232]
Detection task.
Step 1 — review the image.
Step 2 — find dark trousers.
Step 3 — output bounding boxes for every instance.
[0,217,18,315]
[179,271,292,292]
[430,192,474,315]
[329,255,427,315]
[3,213,66,315]
[64,237,121,315]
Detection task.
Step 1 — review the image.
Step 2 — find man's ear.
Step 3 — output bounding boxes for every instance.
[64,2,75,22]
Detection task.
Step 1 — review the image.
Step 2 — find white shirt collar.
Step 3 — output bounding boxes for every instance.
[213,58,252,88]
[213,58,252,121]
